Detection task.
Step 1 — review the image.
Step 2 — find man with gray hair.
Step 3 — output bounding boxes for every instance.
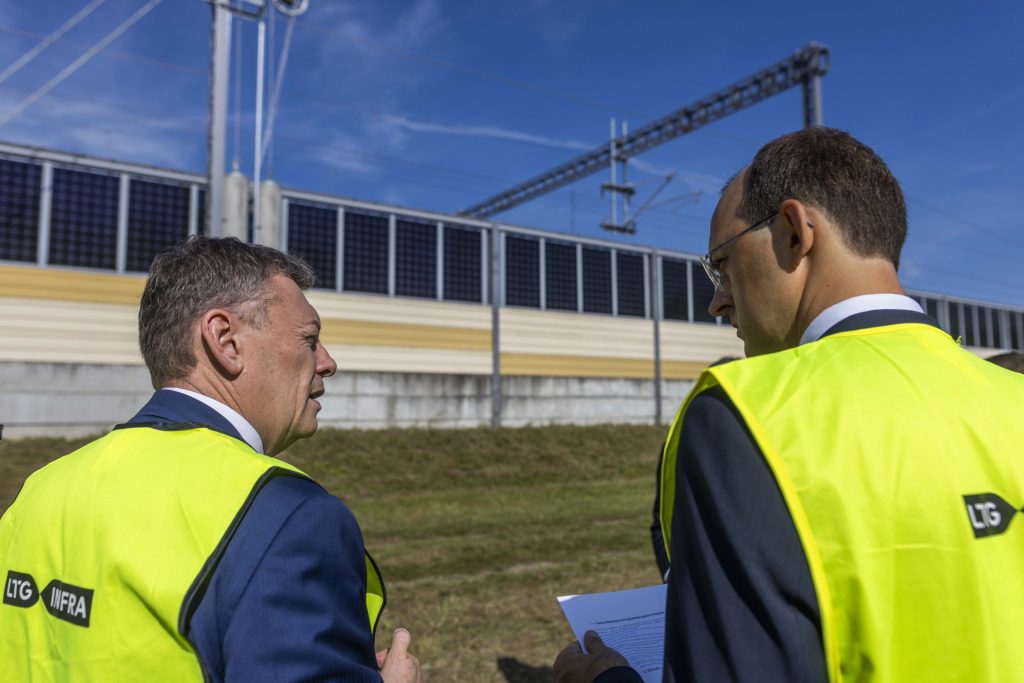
[0,237,422,682]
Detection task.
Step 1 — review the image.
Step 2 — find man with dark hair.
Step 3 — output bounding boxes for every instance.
[0,237,422,682]
[555,128,1024,682]
[987,350,1024,374]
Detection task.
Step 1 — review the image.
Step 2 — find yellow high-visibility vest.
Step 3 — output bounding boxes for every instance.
[0,425,386,682]
[660,323,1024,682]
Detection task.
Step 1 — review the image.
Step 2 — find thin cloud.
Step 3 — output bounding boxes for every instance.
[311,0,446,79]
[0,90,199,168]
[306,133,379,174]
[377,113,593,152]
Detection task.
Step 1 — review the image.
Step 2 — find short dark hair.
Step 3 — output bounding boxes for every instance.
[987,351,1024,374]
[736,127,907,268]
[138,236,315,389]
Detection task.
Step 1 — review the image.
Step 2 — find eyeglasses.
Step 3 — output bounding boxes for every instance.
[699,212,778,289]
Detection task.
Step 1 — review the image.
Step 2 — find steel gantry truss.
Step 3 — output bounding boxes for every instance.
[459,42,830,220]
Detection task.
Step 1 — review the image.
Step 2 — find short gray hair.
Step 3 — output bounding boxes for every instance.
[139,236,316,389]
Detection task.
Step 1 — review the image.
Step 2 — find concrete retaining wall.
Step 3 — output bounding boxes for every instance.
[0,362,694,438]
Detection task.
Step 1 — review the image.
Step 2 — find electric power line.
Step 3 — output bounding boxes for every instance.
[0,21,203,76]
[0,0,164,128]
[905,192,1024,251]
[0,0,109,87]
[262,14,297,175]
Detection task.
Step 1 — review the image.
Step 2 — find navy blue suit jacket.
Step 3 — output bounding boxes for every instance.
[127,390,381,682]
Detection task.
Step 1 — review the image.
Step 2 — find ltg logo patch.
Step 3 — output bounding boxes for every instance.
[3,570,93,627]
[963,493,1022,539]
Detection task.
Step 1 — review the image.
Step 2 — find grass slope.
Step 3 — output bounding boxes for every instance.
[1,424,666,682]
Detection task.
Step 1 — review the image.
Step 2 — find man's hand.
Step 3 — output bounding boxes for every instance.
[553,630,631,683]
[377,628,424,683]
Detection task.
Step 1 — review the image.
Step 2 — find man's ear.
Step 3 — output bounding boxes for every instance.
[775,198,815,273]
[198,308,244,377]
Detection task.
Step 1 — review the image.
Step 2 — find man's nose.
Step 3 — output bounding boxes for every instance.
[317,345,338,378]
[709,286,731,319]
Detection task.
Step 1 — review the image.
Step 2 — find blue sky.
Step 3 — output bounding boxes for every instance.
[0,0,1022,306]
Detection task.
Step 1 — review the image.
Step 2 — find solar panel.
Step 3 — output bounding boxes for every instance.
[126,178,190,273]
[49,167,118,270]
[545,240,577,311]
[288,201,337,289]
[662,258,689,321]
[444,225,482,303]
[395,218,437,299]
[506,235,540,307]
[343,211,388,293]
[0,158,40,262]
[581,247,612,314]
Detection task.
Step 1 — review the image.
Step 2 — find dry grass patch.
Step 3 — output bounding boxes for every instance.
[2,423,667,682]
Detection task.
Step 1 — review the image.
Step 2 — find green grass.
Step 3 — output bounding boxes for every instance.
[1,424,667,682]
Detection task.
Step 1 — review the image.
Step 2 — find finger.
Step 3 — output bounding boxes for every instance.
[583,630,606,652]
[389,627,412,655]
[376,648,389,669]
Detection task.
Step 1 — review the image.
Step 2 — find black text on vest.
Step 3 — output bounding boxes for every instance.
[4,570,39,608]
[41,580,94,627]
[963,493,1020,539]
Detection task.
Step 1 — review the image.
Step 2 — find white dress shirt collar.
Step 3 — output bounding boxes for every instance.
[799,293,924,346]
[164,387,264,454]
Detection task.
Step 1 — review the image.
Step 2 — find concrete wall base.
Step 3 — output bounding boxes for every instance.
[0,363,694,438]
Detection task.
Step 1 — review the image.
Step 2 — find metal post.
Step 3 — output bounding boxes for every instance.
[608,118,618,227]
[206,2,232,236]
[279,196,289,252]
[116,173,129,273]
[335,206,345,291]
[490,224,502,428]
[436,221,444,301]
[36,162,53,266]
[610,248,619,316]
[538,237,547,310]
[387,214,396,297]
[480,228,489,305]
[188,184,199,236]
[803,73,823,127]
[686,260,695,322]
[253,18,265,238]
[620,121,630,218]
[651,250,663,425]
[575,243,583,313]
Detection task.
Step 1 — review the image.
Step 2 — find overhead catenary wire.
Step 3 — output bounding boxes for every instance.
[0,0,164,129]
[0,9,1017,279]
[0,0,109,88]
[0,21,202,76]
[261,14,297,176]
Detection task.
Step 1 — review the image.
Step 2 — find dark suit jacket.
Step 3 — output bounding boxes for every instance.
[126,389,381,682]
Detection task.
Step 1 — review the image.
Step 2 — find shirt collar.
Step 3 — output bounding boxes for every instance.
[163,387,264,454]
[799,294,924,346]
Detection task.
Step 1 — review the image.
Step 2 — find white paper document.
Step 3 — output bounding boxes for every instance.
[557,583,666,683]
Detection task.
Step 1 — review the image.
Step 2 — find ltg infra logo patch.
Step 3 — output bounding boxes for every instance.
[3,571,93,627]
[963,493,1023,539]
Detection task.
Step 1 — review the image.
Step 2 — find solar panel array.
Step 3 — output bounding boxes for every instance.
[1,146,1022,352]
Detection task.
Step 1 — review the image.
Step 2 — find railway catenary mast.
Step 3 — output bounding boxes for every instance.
[458,43,830,220]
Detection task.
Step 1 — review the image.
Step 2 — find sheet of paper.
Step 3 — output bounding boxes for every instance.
[557,583,666,683]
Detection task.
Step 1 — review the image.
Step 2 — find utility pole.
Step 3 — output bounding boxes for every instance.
[207,0,308,238]
[601,119,636,234]
[802,43,825,127]
[207,2,232,236]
